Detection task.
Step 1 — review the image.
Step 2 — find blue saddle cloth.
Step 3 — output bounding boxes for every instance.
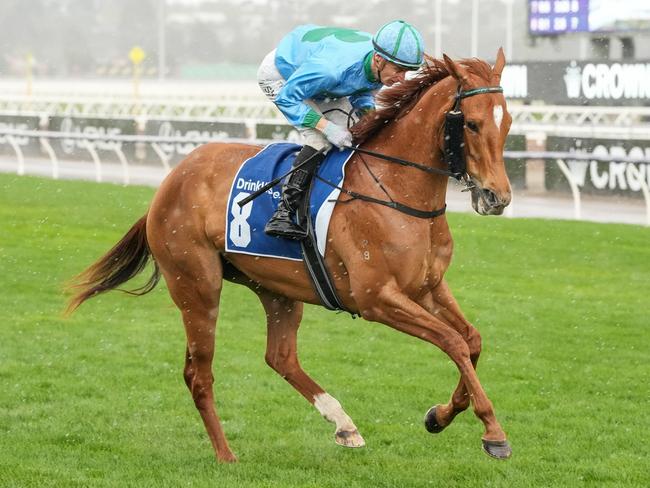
[225,143,353,261]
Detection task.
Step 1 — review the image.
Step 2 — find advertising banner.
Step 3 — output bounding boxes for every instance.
[144,119,248,166]
[502,60,650,106]
[505,134,527,189]
[546,136,650,197]
[0,114,42,157]
[48,116,138,162]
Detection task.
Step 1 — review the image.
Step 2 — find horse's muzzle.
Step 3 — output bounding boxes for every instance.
[470,182,511,216]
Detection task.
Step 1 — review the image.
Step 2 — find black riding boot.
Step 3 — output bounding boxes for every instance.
[264,145,324,240]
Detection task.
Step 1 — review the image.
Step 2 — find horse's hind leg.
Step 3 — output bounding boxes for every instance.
[258,290,365,448]
[156,247,237,463]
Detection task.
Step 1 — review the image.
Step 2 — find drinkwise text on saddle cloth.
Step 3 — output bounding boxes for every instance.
[236,177,280,200]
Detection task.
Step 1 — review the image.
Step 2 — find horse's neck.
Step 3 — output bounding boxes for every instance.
[361,79,453,210]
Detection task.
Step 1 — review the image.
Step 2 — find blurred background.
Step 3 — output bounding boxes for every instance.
[1,0,649,225]
[1,0,648,78]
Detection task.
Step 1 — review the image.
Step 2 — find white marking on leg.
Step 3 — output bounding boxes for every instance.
[493,105,504,130]
[313,393,357,432]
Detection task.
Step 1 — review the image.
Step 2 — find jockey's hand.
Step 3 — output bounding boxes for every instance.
[321,121,353,148]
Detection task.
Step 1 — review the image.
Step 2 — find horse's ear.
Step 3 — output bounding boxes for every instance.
[442,53,471,88]
[492,47,506,83]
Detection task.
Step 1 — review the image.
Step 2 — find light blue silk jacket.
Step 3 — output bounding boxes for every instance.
[274,24,382,128]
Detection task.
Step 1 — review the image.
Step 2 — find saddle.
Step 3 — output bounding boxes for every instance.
[225,142,352,313]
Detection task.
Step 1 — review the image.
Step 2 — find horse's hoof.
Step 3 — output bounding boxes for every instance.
[482,439,512,460]
[424,405,446,434]
[335,429,365,448]
[217,453,238,463]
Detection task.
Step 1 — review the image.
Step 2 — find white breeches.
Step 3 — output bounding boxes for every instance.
[257,49,354,150]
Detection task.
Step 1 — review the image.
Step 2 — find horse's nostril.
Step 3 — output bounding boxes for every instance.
[482,189,499,207]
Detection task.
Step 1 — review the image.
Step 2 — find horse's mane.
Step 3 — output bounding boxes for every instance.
[350,56,495,144]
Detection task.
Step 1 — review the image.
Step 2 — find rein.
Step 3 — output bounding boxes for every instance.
[328,83,503,219]
[313,154,447,219]
[342,144,455,177]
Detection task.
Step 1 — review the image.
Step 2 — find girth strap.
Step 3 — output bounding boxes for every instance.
[296,178,351,314]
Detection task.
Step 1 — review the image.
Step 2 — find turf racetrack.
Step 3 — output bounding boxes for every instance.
[1,174,649,487]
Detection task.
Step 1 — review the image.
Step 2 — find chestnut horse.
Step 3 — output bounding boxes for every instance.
[68,50,513,462]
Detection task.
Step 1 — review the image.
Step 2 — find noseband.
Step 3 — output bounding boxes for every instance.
[444,85,504,180]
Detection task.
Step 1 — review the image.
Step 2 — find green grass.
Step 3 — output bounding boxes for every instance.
[1,174,649,487]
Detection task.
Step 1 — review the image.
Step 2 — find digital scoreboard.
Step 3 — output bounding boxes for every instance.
[529,0,589,34]
[529,1,650,35]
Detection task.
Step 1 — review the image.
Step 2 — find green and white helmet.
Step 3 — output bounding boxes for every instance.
[373,20,424,69]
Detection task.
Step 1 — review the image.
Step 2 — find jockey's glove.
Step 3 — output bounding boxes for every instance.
[321,121,353,148]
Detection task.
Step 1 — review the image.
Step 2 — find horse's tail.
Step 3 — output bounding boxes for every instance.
[65,214,160,315]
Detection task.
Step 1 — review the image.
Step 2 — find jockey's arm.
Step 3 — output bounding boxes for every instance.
[274,61,353,147]
[274,62,337,129]
[315,118,328,131]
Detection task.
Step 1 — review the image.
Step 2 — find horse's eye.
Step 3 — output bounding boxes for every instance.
[466,121,479,133]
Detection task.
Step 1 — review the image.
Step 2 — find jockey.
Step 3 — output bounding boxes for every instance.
[257,20,425,239]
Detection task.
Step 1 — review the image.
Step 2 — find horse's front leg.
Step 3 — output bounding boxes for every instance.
[419,279,482,435]
[358,283,511,459]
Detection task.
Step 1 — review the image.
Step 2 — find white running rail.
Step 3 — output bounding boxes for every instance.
[3,94,650,139]
[0,128,649,225]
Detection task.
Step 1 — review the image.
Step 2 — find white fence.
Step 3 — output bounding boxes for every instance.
[1,127,649,226]
[0,95,278,120]
[0,128,271,183]
[3,93,650,139]
[509,105,650,139]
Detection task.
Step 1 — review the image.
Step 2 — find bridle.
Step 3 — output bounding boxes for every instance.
[443,85,504,180]
[344,84,504,181]
[329,83,504,218]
